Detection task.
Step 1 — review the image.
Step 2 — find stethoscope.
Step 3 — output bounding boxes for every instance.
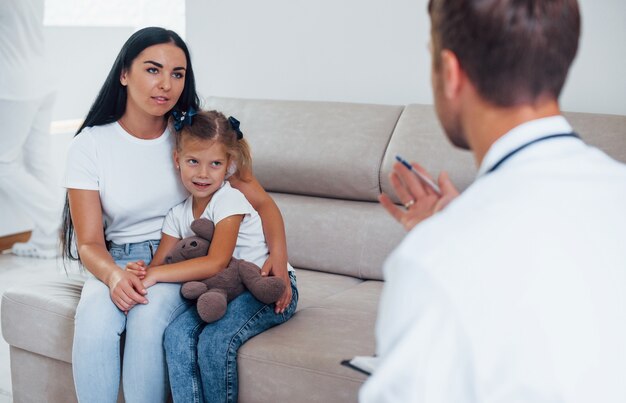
[485,133,580,174]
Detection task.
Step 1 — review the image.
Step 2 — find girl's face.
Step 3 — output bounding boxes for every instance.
[120,42,187,120]
[175,137,230,204]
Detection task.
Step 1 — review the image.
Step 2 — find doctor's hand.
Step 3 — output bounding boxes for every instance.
[379,161,459,231]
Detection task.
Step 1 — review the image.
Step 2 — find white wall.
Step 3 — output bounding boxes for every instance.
[46,26,134,120]
[44,0,186,37]
[186,0,626,116]
[561,0,626,115]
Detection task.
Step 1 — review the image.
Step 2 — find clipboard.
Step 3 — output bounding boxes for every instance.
[340,355,378,376]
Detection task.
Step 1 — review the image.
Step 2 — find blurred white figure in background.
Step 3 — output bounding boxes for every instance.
[0,0,60,258]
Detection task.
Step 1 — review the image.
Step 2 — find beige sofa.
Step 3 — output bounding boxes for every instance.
[2,97,626,402]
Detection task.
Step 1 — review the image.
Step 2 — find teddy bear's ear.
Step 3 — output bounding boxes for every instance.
[190,218,215,241]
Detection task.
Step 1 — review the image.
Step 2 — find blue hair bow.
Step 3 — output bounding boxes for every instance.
[228,116,244,140]
[172,107,197,131]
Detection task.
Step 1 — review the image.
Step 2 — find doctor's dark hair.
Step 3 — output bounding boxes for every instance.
[175,110,253,182]
[428,0,580,106]
[61,27,200,263]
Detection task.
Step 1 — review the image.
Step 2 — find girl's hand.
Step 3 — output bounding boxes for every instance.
[140,264,163,289]
[261,256,292,314]
[379,162,459,231]
[107,269,148,312]
[141,271,158,289]
[126,260,147,279]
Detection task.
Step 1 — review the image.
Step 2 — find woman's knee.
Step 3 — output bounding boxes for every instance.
[125,309,172,343]
[75,281,125,338]
[127,286,185,328]
[144,284,186,318]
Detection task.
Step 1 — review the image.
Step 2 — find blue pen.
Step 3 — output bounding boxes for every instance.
[395,155,441,195]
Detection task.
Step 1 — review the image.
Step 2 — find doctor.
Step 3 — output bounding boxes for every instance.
[362,0,626,402]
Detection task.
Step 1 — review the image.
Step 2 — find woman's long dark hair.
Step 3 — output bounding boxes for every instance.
[61,27,200,262]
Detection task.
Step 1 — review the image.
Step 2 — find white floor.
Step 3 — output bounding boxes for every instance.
[0,250,83,403]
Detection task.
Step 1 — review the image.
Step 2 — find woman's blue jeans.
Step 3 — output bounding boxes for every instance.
[164,271,298,403]
[72,240,188,403]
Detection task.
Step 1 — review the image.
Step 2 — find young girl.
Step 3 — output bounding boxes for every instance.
[127,110,298,403]
[63,27,292,403]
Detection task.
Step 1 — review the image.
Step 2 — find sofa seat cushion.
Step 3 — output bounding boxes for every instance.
[237,277,382,402]
[1,275,83,364]
[294,268,363,310]
[315,279,382,313]
[2,269,382,403]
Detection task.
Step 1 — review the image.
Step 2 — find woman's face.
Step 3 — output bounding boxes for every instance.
[120,42,187,119]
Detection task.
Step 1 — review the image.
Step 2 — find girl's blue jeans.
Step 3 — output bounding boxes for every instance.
[72,240,188,403]
[164,271,298,403]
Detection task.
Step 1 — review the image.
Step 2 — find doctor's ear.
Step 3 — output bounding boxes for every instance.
[440,49,462,100]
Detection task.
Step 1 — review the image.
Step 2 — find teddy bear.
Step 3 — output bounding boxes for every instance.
[165,218,286,323]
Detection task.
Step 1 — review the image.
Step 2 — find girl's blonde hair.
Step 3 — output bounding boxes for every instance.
[173,110,252,181]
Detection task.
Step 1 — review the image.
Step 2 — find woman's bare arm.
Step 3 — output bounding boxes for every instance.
[68,189,147,311]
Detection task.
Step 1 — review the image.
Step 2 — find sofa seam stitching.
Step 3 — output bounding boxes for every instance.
[237,354,365,383]
[2,295,75,320]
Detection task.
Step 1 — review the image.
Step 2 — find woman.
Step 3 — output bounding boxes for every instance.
[62,27,292,403]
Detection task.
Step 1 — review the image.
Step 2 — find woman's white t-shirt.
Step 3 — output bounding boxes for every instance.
[163,182,293,271]
[64,122,188,244]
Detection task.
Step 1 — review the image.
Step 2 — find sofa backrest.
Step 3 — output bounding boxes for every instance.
[205,97,411,279]
[380,104,477,203]
[204,97,626,280]
[205,97,403,200]
[564,111,626,163]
